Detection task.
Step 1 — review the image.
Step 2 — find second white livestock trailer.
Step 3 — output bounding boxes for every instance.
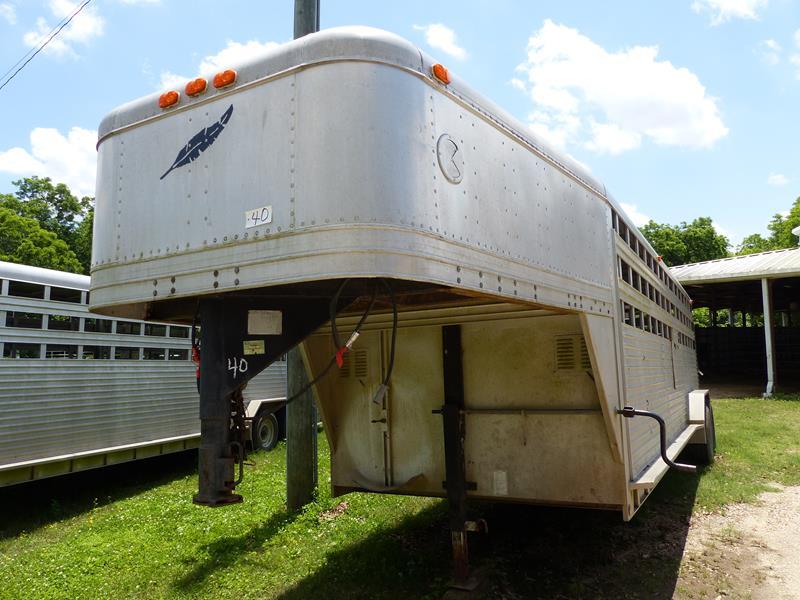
[89,26,714,582]
[0,261,287,486]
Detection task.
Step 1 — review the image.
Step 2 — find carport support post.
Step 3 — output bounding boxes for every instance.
[762,278,776,397]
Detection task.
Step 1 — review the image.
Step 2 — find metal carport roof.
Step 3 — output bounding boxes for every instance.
[670,247,800,284]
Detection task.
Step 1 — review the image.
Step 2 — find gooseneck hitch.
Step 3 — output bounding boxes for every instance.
[617,406,697,474]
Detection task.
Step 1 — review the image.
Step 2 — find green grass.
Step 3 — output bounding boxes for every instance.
[691,395,800,510]
[0,396,798,599]
[0,443,449,600]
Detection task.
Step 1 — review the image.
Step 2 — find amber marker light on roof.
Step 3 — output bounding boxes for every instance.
[185,77,207,97]
[431,63,450,85]
[213,69,237,89]
[158,90,180,109]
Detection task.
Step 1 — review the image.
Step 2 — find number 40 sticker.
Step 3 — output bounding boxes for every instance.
[245,205,273,229]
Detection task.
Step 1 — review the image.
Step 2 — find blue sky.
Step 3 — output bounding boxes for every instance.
[0,0,798,246]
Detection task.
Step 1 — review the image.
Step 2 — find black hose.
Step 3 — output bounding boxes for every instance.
[284,279,379,405]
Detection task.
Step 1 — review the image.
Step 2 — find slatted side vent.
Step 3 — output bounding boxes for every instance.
[579,338,591,370]
[555,335,592,372]
[339,353,351,378]
[339,350,369,378]
[555,336,575,371]
[354,349,368,378]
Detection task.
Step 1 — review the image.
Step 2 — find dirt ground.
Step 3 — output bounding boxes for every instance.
[676,485,800,599]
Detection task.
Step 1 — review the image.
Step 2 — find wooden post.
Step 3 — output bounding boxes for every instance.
[294,0,319,39]
[285,0,321,513]
[286,347,318,511]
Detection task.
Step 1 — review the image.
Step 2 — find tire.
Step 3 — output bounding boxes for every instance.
[252,411,280,452]
[687,402,715,466]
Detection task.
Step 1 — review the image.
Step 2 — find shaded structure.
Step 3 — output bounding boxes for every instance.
[672,247,800,396]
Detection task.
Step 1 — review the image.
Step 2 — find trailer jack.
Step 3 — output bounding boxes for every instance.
[617,407,697,473]
[438,324,484,591]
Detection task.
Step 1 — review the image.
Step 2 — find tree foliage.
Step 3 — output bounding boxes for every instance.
[0,177,93,273]
[737,196,800,255]
[0,208,83,273]
[640,217,729,267]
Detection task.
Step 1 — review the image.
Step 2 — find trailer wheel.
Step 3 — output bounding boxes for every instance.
[688,402,716,466]
[252,411,280,452]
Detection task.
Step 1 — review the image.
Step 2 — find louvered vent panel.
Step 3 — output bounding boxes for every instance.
[579,338,592,370]
[555,335,593,372]
[354,350,368,378]
[339,353,351,378]
[555,337,576,371]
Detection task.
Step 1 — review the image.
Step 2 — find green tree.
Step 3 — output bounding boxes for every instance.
[72,206,94,274]
[765,197,800,248]
[0,208,83,273]
[640,217,729,266]
[0,176,93,273]
[737,196,800,255]
[737,233,773,255]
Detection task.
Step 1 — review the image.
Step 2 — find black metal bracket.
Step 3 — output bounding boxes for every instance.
[439,324,480,590]
[442,480,478,491]
[193,296,334,507]
[617,406,697,473]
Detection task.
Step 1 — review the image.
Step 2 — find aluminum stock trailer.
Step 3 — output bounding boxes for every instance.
[89,26,714,582]
[0,261,286,486]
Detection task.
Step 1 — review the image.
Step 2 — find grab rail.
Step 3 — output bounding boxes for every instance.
[617,407,697,473]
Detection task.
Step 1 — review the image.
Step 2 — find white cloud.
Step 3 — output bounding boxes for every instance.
[767,172,788,186]
[197,40,279,74]
[0,2,16,25]
[23,0,104,58]
[0,127,97,198]
[584,121,642,155]
[791,29,800,77]
[712,221,732,240]
[619,202,651,227]
[757,39,781,65]
[509,77,526,92]
[158,70,190,90]
[413,23,467,60]
[526,110,581,151]
[691,0,767,25]
[158,39,280,90]
[515,20,728,155]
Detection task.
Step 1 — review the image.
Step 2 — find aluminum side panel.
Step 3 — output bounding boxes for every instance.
[91,60,616,318]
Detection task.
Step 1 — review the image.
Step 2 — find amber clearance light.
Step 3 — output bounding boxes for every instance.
[213,69,237,89]
[158,90,180,109]
[185,77,207,97]
[431,63,450,85]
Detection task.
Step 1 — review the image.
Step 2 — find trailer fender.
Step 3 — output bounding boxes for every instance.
[688,390,713,445]
[246,397,287,419]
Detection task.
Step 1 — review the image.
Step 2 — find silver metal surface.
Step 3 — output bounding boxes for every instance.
[90,26,620,318]
[0,261,286,484]
[89,27,702,519]
[671,246,800,284]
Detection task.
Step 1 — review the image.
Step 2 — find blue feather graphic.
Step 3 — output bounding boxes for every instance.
[160,104,234,180]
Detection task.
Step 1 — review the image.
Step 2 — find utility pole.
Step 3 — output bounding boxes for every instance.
[294,0,320,39]
[286,0,320,512]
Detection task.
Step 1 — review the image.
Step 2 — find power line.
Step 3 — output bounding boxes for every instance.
[0,0,93,94]
[0,6,79,84]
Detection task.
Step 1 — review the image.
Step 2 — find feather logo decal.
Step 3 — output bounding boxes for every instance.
[160,104,234,180]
